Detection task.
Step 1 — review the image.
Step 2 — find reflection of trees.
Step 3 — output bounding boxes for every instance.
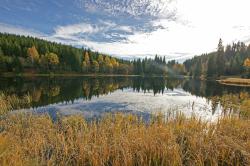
[45,86,60,97]
[31,88,42,102]
[82,81,90,98]
[208,92,250,117]
[183,79,250,98]
[0,76,249,117]
[80,77,185,100]
[0,76,185,108]
[5,76,249,115]
[0,77,81,107]
[82,77,131,100]
[183,79,250,116]
[132,77,183,95]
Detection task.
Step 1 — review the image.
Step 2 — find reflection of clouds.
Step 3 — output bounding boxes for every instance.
[31,101,151,121]
[27,88,222,122]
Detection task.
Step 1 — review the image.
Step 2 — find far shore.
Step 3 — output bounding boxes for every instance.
[217,78,250,87]
[0,72,139,77]
[0,72,187,78]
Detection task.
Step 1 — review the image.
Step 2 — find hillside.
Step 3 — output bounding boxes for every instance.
[0,33,132,74]
[0,33,180,76]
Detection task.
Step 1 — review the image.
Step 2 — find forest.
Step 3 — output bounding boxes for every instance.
[0,33,182,75]
[184,39,250,78]
[1,33,250,77]
[0,33,134,74]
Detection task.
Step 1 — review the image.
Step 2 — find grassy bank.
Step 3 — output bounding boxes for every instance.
[218,78,250,87]
[0,113,249,166]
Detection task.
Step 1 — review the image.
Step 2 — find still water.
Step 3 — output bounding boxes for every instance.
[1,76,249,121]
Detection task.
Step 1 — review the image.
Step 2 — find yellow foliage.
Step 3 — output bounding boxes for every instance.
[110,57,119,68]
[92,60,99,73]
[244,58,250,67]
[84,52,90,64]
[27,46,39,62]
[45,52,59,65]
[82,61,87,72]
[98,54,104,63]
[104,56,111,64]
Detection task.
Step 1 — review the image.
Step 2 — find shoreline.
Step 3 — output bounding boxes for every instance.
[0,72,188,78]
[0,72,140,77]
[217,78,250,87]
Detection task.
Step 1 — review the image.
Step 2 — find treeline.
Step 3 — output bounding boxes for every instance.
[2,33,250,77]
[0,33,186,76]
[0,33,132,74]
[133,56,185,76]
[184,39,250,78]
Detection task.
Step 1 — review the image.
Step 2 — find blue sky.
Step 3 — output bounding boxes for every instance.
[1,0,250,60]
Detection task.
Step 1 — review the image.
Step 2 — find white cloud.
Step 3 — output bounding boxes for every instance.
[54,23,101,36]
[51,0,250,59]
[51,20,135,44]
[80,0,176,19]
[116,26,133,33]
[53,21,133,36]
[73,0,250,58]
[2,0,250,60]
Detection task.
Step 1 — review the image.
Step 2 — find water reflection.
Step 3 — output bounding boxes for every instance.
[0,76,250,119]
[0,76,184,106]
[182,79,250,117]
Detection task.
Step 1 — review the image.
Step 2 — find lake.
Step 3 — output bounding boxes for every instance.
[1,76,250,121]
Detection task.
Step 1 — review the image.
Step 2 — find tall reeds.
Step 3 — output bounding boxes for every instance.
[0,92,31,115]
[0,113,249,166]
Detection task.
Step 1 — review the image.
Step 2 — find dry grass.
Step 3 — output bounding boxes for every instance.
[0,113,249,166]
[0,92,31,115]
[218,78,250,86]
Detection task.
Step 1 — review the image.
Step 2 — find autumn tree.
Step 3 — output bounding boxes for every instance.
[82,61,87,73]
[46,53,59,65]
[92,60,99,73]
[84,52,90,64]
[82,51,90,73]
[44,52,59,71]
[97,54,104,72]
[110,57,119,73]
[98,54,104,63]
[27,46,40,64]
[104,56,113,73]
[243,58,250,77]
[244,58,250,67]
